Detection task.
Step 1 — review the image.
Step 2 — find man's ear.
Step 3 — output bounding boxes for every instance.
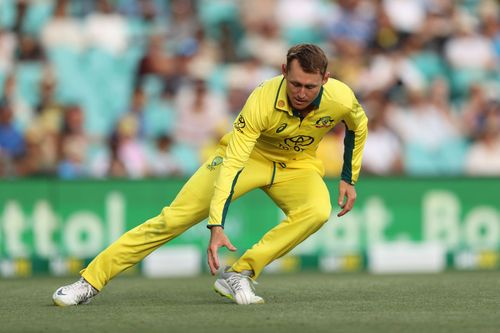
[281,64,287,77]
[322,72,330,85]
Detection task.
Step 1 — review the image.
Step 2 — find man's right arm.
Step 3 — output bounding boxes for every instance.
[207,87,268,228]
[205,86,268,274]
[207,226,237,275]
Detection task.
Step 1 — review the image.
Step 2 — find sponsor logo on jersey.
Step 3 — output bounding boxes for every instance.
[234,115,246,133]
[276,123,288,133]
[207,156,223,170]
[315,116,335,128]
[282,135,315,152]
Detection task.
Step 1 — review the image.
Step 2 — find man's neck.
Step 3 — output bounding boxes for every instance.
[295,104,314,119]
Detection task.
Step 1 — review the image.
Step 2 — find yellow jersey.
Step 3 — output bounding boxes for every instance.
[208,75,368,227]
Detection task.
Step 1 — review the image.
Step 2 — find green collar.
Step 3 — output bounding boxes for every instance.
[310,86,324,108]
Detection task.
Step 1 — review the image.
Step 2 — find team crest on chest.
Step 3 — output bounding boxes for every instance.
[314,116,335,128]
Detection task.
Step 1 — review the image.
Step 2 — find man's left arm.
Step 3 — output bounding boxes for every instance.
[338,96,368,217]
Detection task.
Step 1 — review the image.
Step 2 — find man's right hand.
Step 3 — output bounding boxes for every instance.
[207,226,237,275]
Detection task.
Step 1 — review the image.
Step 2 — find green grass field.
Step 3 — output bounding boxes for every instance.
[1,271,499,333]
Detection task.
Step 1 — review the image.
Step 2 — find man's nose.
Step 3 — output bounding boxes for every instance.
[297,87,306,98]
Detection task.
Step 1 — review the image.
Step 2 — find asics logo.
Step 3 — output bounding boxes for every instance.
[276,123,287,133]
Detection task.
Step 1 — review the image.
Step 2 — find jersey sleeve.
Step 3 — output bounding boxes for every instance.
[340,94,368,185]
[207,87,267,228]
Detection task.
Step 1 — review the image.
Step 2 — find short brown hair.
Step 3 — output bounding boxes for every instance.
[286,44,328,76]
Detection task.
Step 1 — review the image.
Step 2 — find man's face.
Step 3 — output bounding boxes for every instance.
[282,59,329,111]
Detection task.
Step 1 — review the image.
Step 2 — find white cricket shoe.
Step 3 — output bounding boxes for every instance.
[52,278,98,306]
[214,267,264,305]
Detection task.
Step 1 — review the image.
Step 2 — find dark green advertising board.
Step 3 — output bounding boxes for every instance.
[0,177,499,277]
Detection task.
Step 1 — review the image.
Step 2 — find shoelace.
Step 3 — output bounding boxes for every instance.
[227,274,258,295]
[65,279,96,304]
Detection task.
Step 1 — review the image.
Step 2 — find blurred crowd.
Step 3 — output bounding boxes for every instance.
[0,0,499,180]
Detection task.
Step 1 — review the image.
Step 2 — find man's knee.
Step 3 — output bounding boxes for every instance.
[305,203,332,228]
[316,204,332,223]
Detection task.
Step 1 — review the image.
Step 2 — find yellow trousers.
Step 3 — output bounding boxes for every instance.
[81,151,332,291]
